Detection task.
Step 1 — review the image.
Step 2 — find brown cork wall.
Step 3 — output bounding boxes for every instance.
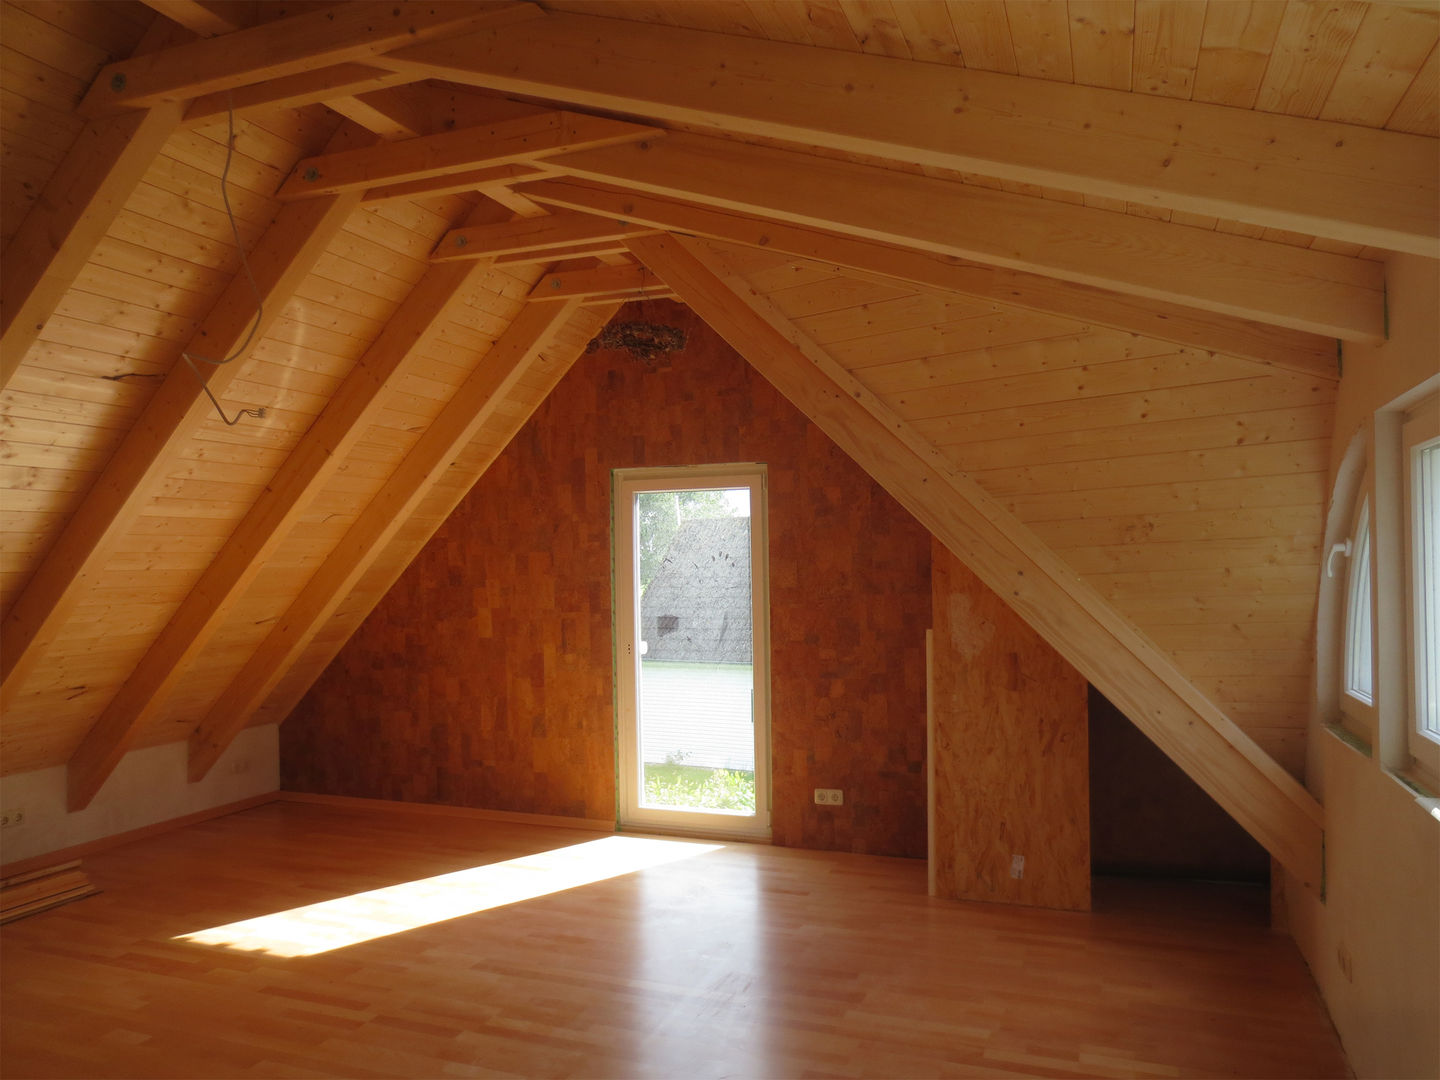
[280,301,933,858]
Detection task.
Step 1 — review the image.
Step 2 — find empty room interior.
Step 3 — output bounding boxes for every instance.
[1,1,1438,1077]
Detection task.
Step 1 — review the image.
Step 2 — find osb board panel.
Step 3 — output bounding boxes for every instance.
[1089,686,1269,883]
[931,539,1090,911]
[282,301,933,857]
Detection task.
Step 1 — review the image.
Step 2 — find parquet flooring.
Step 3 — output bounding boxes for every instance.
[0,802,1348,1079]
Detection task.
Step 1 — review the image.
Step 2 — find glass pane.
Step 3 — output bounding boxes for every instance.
[1416,442,1439,739]
[1345,499,1373,703]
[635,487,756,815]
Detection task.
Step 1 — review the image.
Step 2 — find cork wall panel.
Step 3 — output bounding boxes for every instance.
[931,540,1090,910]
[281,301,933,857]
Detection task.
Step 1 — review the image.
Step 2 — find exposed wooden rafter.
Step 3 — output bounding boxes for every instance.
[80,1,537,115]
[628,231,1325,892]
[545,134,1384,341]
[0,190,361,714]
[275,112,658,200]
[381,9,1439,256]
[433,212,660,262]
[187,296,587,781]
[64,203,517,811]
[519,178,1340,379]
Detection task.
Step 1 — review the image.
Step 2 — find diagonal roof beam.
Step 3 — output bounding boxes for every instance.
[545,133,1383,341]
[517,178,1339,379]
[629,231,1325,893]
[274,112,657,200]
[63,202,516,811]
[380,10,1438,256]
[232,303,620,740]
[0,190,360,715]
[81,1,539,115]
[187,296,584,782]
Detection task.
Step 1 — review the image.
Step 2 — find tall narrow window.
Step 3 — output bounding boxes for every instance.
[1344,496,1375,708]
[613,466,771,838]
[1404,398,1440,778]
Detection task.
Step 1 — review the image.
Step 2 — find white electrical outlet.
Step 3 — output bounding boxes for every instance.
[1010,854,1025,879]
[1,808,26,829]
[813,788,844,806]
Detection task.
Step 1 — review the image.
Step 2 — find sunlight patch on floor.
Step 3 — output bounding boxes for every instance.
[175,835,721,957]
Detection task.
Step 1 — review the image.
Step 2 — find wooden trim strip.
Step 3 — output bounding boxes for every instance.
[0,792,278,879]
[278,791,615,832]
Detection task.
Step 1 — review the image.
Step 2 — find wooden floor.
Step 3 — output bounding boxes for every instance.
[1,802,1348,1079]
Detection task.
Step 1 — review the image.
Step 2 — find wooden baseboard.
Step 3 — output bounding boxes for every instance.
[278,791,616,832]
[0,792,279,878]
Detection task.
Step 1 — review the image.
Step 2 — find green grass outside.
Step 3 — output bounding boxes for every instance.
[643,763,756,813]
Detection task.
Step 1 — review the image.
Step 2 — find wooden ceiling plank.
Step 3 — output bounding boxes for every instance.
[63,204,511,812]
[80,1,541,115]
[538,134,1383,341]
[0,190,360,714]
[628,230,1324,892]
[520,177,1339,377]
[377,10,1439,255]
[434,212,660,261]
[186,295,583,781]
[277,112,657,200]
[1,101,184,391]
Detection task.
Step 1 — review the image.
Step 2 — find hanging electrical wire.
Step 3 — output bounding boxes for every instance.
[182,92,267,426]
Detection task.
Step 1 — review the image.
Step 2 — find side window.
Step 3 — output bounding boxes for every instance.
[1341,490,1377,737]
[1403,397,1440,780]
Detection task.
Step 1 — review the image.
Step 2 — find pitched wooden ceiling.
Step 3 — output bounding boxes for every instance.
[2,0,1437,890]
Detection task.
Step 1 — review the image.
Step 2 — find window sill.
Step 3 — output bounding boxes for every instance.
[1324,720,1373,759]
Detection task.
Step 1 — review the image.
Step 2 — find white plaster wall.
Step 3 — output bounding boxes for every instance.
[1289,251,1440,1080]
[0,725,279,865]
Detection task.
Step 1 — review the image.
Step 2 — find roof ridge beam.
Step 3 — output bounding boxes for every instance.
[186,296,585,782]
[628,231,1324,892]
[380,10,1438,255]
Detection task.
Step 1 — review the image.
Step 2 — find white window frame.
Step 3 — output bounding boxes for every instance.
[1338,471,1378,740]
[612,464,772,840]
[1402,396,1440,781]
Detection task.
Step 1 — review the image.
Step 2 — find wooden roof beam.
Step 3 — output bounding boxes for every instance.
[275,112,657,200]
[80,1,540,115]
[382,10,1438,256]
[527,264,670,301]
[434,212,660,261]
[238,302,620,738]
[629,232,1325,892]
[64,203,514,811]
[521,178,1339,379]
[187,296,585,782]
[0,190,360,714]
[544,134,1384,342]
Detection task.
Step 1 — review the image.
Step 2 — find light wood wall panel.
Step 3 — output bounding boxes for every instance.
[931,540,1090,911]
[727,254,1330,778]
[281,301,934,857]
